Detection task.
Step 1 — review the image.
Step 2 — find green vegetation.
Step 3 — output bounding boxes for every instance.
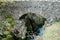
[0,0,14,2]
[0,2,46,40]
[0,14,16,40]
[19,13,46,40]
[0,2,16,40]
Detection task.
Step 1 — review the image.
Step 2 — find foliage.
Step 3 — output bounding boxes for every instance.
[0,2,24,40]
[0,2,46,40]
[0,14,17,40]
[19,13,46,40]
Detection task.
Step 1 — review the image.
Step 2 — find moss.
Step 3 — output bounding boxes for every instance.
[5,14,13,19]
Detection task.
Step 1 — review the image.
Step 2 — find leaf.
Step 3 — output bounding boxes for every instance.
[3,31,10,35]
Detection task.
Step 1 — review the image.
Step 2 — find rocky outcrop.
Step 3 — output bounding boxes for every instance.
[0,1,60,40]
[0,1,60,31]
[11,1,60,24]
[0,1,60,24]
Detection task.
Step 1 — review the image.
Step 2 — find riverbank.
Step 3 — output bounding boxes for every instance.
[43,21,60,40]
